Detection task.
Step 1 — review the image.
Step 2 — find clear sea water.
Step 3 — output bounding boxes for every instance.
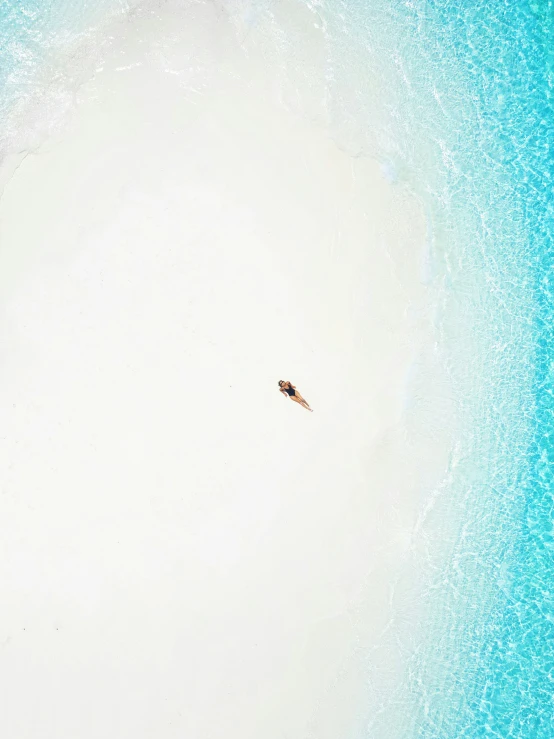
[0,0,129,155]
[1,0,552,737]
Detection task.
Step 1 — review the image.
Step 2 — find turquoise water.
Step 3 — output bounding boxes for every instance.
[355,3,554,736]
[0,0,129,155]
[347,2,553,736]
[1,0,552,736]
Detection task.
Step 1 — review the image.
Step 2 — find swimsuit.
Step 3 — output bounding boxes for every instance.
[285,385,295,396]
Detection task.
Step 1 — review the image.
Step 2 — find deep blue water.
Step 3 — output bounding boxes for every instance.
[1,0,552,736]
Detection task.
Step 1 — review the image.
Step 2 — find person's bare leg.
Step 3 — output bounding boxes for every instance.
[292,395,313,412]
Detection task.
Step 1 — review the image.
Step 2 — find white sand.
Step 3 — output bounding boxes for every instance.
[0,2,454,737]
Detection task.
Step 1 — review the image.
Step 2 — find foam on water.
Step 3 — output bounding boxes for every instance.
[1,0,553,737]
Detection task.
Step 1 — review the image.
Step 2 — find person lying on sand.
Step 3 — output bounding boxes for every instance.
[278,380,313,412]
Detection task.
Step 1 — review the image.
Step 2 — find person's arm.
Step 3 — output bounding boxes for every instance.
[280,388,288,398]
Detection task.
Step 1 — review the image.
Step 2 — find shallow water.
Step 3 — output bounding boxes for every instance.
[1,0,553,737]
[352,3,554,736]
